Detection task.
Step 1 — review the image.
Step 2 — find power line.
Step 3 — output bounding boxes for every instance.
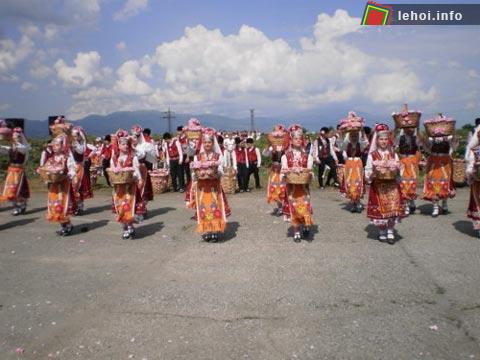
[162,106,175,133]
[250,108,255,132]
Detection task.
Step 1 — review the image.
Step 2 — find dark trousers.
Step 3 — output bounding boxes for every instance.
[179,155,191,187]
[318,156,337,187]
[247,162,260,188]
[237,163,248,191]
[169,159,181,191]
[102,158,111,187]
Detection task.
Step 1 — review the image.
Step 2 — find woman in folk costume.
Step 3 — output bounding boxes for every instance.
[110,131,143,239]
[464,124,480,237]
[187,127,231,242]
[0,127,31,215]
[365,124,405,244]
[263,124,289,216]
[422,115,456,217]
[131,125,154,219]
[395,127,422,215]
[70,126,93,215]
[340,115,369,213]
[43,135,77,236]
[281,124,314,243]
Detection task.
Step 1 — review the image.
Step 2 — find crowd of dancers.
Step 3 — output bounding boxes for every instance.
[1,107,480,244]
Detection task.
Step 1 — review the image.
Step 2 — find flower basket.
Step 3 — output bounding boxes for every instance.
[194,167,218,180]
[267,133,285,147]
[50,123,72,137]
[392,104,421,129]
[38,167,67,184]
[0,127,12,141]
[424,121,455,137]
[108,169,135,185]
[285,169,311,185]
[452,158,466,185]
[149,169,171,193]
[373,160,399,180]
[186,129,201,140]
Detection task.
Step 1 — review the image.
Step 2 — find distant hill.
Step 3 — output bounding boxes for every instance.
[21,109,373,138]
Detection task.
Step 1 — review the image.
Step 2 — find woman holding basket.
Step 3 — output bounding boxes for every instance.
[109,130,143,240]
[187,127,231,242]
[39,135,77,236]
[465,125,480,237]
[281,124,314,243]
[365,124,405,244]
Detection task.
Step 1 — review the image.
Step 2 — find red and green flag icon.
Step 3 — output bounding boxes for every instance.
[362,1,392,25]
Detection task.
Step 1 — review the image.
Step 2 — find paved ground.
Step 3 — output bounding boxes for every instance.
[1,186,480,360]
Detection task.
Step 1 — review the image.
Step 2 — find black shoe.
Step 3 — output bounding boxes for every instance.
[179,188,185,193]
[302,229,309,238]
[211,234,218,243]
[122,231,131,240]
[387,237,396,245]
[350,206,357,213]
[61,224,73,236]
[410,206,416,214]
[74,209,83,216]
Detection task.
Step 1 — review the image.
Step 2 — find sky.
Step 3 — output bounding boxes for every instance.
[0,0,479,124]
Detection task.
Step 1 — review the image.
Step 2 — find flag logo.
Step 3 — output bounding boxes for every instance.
[362,1,392,25]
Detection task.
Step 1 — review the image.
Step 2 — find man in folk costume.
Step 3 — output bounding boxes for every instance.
[187,128,231,242]
[70,126,93,215]
[246,137,262,189]
[235,137,249,192]
[395,127,422,215]
[0,127,31,215]
[263,124,288,216]
[178,126,192,186]
[422,114,456,217]
[341,122,369,213]
[365,124,405,244]
[162,132,184,192]
[100,135,113,187]
[281,124,314,243]
[131,125,155,218]
[110,130,143,239]
[313,127,338,189]
[43,135,77,236]
[465,124,480,237]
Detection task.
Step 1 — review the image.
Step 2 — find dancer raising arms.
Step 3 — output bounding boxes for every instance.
[281,124,314,243]
[0,126,31,215]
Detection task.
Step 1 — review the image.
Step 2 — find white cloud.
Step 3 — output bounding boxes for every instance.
[115,60,152,95]
[468,69,480,79]
[113,0,148,21]
[54,51,111,88]
[21,81,38,91]
[64,9,452,119]
[0,103,10,112]
[30,59,54,79]
[116,41,127,51]
[0,35,34,76]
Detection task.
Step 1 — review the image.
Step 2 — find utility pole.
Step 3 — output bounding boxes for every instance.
[250,108,255,132]
[162,106,175,133]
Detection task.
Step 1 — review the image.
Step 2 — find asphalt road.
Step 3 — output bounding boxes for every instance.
[1,187,480,360]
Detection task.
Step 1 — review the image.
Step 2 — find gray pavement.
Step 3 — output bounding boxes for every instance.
[1,187,480,360]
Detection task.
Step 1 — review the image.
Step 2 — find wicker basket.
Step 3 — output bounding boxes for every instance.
[452,158,466,185]
[344,126,362,133]
[424,121,455,137]
[267,133,285,147]
[39,168,67,184]
[186,130,201,140]
[393,113,420,129]
[150,170,171,194]
[194,167,218,180]
[286,170,311,185]
[50,123,72,137]
[374,167,397,180]
[221,167,237,194]
[108,169,135,185]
